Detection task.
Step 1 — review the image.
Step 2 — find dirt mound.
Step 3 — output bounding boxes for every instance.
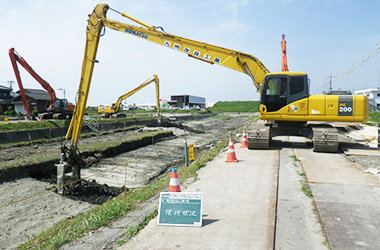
[63,178,125,205]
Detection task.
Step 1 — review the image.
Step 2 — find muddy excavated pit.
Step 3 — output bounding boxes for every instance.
[0,115,251,249]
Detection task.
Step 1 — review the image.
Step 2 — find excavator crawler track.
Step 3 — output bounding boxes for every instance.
[311,125,339,152]
[247,123,270,149]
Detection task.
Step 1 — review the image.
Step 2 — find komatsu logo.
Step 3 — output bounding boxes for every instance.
[125,28,148,39]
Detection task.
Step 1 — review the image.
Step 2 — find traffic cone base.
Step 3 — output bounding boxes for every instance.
[169,168,181,192]
[225,137,238,163]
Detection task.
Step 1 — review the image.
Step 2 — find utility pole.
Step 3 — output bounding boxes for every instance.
[329,75,332,91]
[7,81,15,90]
[58,88,66,99]
[184,129,188,167]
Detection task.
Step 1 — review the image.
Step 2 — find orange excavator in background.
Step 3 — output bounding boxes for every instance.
[281,34,289,72]
[9,48,75,119]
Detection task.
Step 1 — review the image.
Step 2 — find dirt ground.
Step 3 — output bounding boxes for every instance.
[0,115,250,250]
[1,117,379,250]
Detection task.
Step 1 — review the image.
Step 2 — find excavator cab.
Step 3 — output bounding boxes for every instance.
[54,99,68,112]
[260,72,309,112]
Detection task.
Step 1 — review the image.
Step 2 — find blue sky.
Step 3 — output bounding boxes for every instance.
[1,0,379,106]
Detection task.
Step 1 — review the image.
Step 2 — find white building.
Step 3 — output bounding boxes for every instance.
[355,88,380,111]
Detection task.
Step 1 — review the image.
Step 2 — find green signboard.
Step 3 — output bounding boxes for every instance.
[158,192,203,227]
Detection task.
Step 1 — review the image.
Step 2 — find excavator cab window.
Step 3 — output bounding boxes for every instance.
[261,74,308,112]
[54,99,68,111]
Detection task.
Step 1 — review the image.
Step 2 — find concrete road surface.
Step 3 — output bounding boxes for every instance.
[296,147,380,250]
[120,145,279,249]
[119,140,327,250]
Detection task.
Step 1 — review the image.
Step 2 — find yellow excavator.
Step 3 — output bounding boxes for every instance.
[64,4,368,178]
[98,74,160,118]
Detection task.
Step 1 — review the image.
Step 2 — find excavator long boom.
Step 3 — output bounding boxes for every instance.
[281,34,289,72]
[9,48,57,113]
[66,4,270,150]
[98,75,160,114]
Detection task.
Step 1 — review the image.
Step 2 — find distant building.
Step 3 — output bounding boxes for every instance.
[354,87,380,111]
[0,85,13,113]
[169,95,206,109]
[12,89,51,114]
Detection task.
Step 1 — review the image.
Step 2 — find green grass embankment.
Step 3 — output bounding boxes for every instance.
[368,111,380,125]
[0,116,160,132]
[209,101,259,113]
[0,130,173,180]
[0,101,256,132]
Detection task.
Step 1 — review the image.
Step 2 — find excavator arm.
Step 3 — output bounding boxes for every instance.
[66,4,270,151]
[103,17,270,88]
[9,48,57,114]
[98,75,160,114]
[281,34,289,72]
[9,48,30,116]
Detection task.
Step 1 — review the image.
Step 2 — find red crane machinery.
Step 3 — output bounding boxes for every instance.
[281,34,289,72]
[9,48,74,119]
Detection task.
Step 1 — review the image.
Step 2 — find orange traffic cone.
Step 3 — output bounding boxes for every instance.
[169,168,181,192]
[225,137,238,162]
[240,130,248,148]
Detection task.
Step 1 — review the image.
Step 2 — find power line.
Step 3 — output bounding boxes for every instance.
[332,39,380,78]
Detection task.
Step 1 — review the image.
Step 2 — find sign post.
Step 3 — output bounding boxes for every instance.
[158,192,203,227]
[184,129,188,166]
[188,143,195,161]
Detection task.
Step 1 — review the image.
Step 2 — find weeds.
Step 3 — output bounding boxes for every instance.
[121,211,158,244]
[300,180,313,197]
[290,154,299,165]
[290,152,312,197]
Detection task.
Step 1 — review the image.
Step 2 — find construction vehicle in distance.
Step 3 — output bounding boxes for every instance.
[281,34,289,72]
[64,4,368,179]
[9,48,75,119]
[98,74,160,118]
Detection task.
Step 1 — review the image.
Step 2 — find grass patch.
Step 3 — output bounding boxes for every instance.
[118,211,158,245]
[209,101,259,113]
[0,130,172,172]
[290,154,299,162]
[300,180,313,197]
[290,151,311,197]
[1,100,261,132]
[369,111,380,123]
[290,154,300,167]
[0,120,69,132]
[0,115,162,133]
[364,111,380,126]
[78,130,172,152]
[18,135,231,249]
[85,106,200,117]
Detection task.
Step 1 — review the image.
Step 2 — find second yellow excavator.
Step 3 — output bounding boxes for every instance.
[98,75,160,118]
